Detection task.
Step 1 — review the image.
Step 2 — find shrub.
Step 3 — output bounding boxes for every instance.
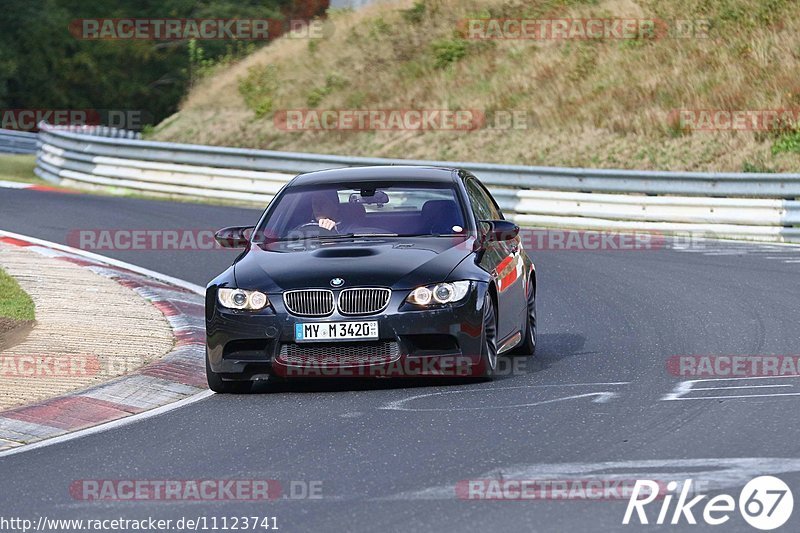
[238,64,279,118]
[431,38,469,68]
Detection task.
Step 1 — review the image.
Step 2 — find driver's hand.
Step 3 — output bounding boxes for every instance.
[318,218,336,231]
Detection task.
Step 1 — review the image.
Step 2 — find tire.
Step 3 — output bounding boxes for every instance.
[475,292,498,380]
[510,276,536,356]
[206,354,252,394]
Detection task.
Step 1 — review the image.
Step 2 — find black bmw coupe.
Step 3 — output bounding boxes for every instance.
[206,166,536,392]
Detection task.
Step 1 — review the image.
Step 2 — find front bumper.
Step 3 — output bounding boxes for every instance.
[206,284,488,380]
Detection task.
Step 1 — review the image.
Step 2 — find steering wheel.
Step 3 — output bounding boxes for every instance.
[294,221,339,236]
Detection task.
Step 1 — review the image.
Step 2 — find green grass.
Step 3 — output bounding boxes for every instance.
[0,154,45,185]
[0,267,35,321]
[772,130,800,155]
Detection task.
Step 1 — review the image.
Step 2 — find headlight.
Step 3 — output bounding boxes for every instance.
[406,281,471,306]
[218,288,269,310]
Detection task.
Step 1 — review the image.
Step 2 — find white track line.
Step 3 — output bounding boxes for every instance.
[0,180,34,189]
[380,382,630,411]
[0,229,210,458]
[677,236,800,249]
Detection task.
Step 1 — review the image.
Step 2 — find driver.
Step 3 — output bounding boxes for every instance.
[311,190,340,231]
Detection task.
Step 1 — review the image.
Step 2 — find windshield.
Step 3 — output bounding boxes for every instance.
[253,181,468,242]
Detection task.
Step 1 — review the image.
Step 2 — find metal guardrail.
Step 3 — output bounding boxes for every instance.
[34,123,800,243]
[41,124,143,140]
[0,129,38,154]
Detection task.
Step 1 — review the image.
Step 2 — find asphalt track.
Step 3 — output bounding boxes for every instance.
[1,187,800,532]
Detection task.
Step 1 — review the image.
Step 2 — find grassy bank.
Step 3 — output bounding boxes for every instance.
[0,155,44,185]
[151,0,800,172]
[0,267,35,322]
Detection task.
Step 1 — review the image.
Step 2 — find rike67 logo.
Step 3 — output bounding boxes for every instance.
[623,476,793,530]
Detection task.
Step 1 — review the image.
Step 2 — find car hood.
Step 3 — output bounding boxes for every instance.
[233,237,475,292]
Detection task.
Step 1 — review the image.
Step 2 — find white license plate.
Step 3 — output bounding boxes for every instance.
[295,321,379,342]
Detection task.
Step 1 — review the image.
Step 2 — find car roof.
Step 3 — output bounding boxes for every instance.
[289,165,460,187]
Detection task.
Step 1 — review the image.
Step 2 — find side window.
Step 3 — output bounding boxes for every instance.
[465,178,501,221]
[477,180,503,220]
[465,178,490,222]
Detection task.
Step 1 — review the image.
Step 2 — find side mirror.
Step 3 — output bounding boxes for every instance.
[479,220,519,245]
[214,226,254,248]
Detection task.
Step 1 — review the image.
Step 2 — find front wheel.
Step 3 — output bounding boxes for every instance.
[206,354,252,393]
[510,277,536,356]
[474,293,498,380]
